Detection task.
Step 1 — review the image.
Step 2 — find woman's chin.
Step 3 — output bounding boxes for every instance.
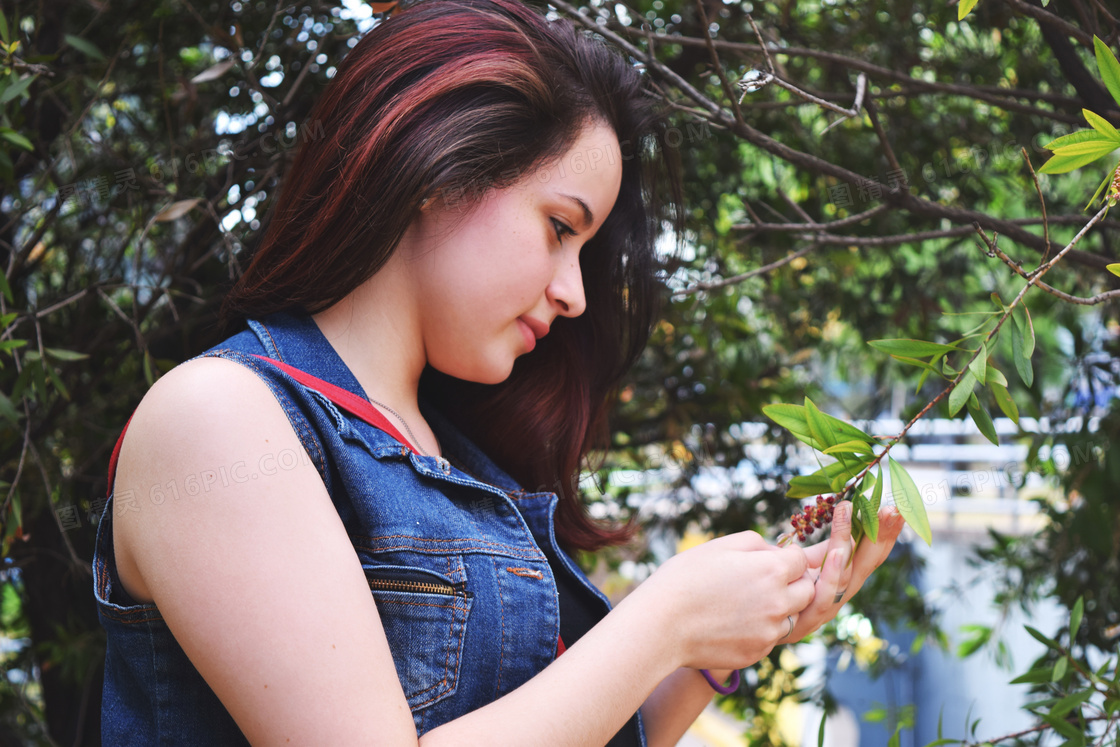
[432,358,516,386]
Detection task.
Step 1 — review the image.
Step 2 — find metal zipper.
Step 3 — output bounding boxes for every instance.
[366,577,458,596]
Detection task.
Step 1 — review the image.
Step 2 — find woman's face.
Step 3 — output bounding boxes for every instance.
[402,122,623,384]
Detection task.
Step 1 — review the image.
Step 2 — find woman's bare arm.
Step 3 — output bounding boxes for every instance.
[638,503,906,747]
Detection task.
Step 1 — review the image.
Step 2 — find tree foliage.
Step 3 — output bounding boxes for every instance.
[1,0,1119,744]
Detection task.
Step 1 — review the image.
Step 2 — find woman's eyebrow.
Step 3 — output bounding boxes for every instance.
[559,194,593,230]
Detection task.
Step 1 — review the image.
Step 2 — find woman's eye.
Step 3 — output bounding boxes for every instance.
[551,218,575,243]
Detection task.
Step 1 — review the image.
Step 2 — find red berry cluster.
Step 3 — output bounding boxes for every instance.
[790,494,838,542]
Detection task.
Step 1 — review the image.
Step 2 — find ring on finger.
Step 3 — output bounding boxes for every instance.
[833,589,847,604]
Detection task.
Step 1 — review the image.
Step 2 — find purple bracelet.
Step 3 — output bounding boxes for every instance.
[699,668,740,694]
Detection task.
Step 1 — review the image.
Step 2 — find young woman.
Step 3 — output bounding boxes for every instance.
[93,0,905,744]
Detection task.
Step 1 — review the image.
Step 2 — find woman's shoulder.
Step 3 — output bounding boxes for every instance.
[130,354,278,434]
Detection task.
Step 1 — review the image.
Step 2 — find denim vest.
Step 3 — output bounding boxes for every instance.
[93,310,646,745]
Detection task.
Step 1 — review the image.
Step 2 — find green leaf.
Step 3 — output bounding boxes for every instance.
[817,713,826,747]
[990,382,1019,425]
[1095,36,1120,110]
[958,0,979,21]
[1024,625,1061,651]
[888,458,932,546]
[1089,170,1115,209]
[888,355,945,378]
[1013,304,1035,358]
[1010,666,1056,684]
[957,624,991,657]
[1012,319,1034,388]
[0,128,33,152]
[868,339,959,357]
[0,389,20,426]
[1070,597,1084,638]
[1041,710,1082,740]
[0,75,33,106]
[986,366,1007,388]
[1038,149,1114,174]
[1051,138,1120,157]
[967,343,987,384]
[1084,109,1120,144]
[850,514,863,546]
[854,491,878,544]
[1050,689,1092,719]
[64,34,105,61]
[872,464,883,513]
[916,366,932,394]
[805,397,838,450]
[0,13,9,44]
[788,473,832,498]
[763,403,821,450]
[1044,128,1113,150]
[949,368,977,416]
[823,440,874,456]
[967,396,999,445]
[0,339,26,353]
[44,347,89,361]
[44,360,69,400]
[763,402,875,451]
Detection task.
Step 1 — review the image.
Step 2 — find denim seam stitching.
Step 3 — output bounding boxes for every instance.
[259,321,283,361]
[353,535,546,560]
[374,597,468,708]
[199,350,328,480]
[490,553,507,695]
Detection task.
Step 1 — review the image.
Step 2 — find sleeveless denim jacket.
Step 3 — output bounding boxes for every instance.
[93,310,647,745]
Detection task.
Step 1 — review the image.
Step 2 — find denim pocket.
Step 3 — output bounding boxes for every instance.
[363,563,472,711]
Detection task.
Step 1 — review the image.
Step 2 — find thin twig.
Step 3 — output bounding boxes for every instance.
[694,0,743,124]
[863,96,902,179]
[1020,148,1051,263]
[557,2,1110,269]
[746,15,774,73]
[0,405,32,538]
[25,438,86,573]
[612,28,1085,125]
[247,0,289,74]
[672,247,814,296]
[1000,0,1096,47]
[977,225,1120,305]
[732,204,890,231]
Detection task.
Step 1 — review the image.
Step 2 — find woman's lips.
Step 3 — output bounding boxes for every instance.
[518,318,537,352]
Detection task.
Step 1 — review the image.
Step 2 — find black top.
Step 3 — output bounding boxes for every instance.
[548,549,643,747]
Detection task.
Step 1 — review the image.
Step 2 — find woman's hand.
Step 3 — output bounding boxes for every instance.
[632,530,816,673]
[787,502,906,641]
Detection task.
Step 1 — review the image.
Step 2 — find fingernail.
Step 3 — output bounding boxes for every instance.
[834,549,848,569]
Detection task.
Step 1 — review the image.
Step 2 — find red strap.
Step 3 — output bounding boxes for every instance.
[250,355,420,453]
[105,356,422,497]
[106,414,135,498]
[105,355,567,656]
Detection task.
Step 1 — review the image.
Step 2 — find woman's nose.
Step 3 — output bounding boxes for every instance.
[548,254,587,318]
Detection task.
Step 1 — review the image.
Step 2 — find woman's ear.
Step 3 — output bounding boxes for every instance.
[418,189,441,212]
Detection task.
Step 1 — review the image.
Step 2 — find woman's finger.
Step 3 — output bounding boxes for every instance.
[834,507,906,606]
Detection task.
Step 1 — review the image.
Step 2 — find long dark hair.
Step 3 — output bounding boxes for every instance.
[223,0,683,551]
